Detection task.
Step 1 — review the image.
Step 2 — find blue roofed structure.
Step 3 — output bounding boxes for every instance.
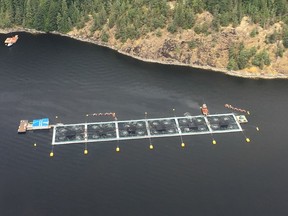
[32,118,49,128]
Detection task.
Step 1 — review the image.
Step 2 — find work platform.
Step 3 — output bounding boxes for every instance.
[52,113,243,145]
[18,118,51,133]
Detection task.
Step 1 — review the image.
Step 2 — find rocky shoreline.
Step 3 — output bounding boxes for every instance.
[1,27,288,80]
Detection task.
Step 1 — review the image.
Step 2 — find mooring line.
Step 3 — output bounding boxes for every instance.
[173,108,185,148]
[145,112,154,150]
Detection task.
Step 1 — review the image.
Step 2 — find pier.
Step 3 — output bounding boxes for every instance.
[52,113,243,145]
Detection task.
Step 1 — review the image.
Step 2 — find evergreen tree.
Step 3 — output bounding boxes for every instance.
[57,0,71,32]
[0,0,287,43]
[283,27,288,48]
[45,1,59,32]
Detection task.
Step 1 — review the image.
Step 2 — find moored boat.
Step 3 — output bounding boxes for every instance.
[201,104,209,116]
[4,35,18,46]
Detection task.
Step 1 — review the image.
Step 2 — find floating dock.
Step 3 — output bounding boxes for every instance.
[236,115,248,124]
[18,118,52,133]
[18,120,29,133]
[52,113,243,145]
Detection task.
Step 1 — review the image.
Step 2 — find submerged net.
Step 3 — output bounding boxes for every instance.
[53,114,241,145]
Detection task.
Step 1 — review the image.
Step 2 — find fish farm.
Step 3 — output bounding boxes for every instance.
[52,113,243,145]
[18,105,254,156]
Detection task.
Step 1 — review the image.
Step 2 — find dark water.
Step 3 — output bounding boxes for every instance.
[0,32,288,216]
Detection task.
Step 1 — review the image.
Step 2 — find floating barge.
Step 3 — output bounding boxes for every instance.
[18,118,52,133]
[236,115,248,124]
[18,120,29,133]
[51,113,244,145]
[18,104,255,156]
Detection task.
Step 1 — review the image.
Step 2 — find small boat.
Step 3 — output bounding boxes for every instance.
[201,104,209,116]
[4,35,18,46]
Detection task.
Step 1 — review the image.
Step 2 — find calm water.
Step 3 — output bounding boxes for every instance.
[0,32,288,216]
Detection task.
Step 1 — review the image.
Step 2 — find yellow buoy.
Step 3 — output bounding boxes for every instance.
[149,144,154,150]
[256,127,259,131]
[33,143,37,147]
[84,149,88,155]
[50,152,54,157]
[116,146,120,152]
[246,138,251,143]
[181,142,185,148]
[212,140,217,145]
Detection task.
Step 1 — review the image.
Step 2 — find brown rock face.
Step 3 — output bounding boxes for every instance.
[66,15,288,79]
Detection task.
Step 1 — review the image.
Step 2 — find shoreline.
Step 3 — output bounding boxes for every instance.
[1,27,288,80]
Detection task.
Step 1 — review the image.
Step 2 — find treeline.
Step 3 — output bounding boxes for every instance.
[226,24,288,71]
[1,0,288,36]
[2,0,288,70]
[203,0,288,28]
[227,42,272,70]
[0,0,92,32]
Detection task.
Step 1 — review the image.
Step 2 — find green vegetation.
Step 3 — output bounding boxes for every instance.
[194,22,210,35]
[156,29,162,37]
[250,28,259,37]
[252,50,271,69]
[283,27,288,48]
[0,0,287,71]
[265,31,282,44]
[100,31,109,42]
[276,45,284,57]
[188,39,199,49]
[227,42,257,70]
[1,0,288,37]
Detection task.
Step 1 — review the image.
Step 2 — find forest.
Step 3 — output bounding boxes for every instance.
[1,0,288,70]
[1,0,287,33]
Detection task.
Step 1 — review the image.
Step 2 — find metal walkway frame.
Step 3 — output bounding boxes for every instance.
[52,113,242,145]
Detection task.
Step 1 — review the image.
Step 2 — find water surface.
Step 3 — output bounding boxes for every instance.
[0,32,288,216]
